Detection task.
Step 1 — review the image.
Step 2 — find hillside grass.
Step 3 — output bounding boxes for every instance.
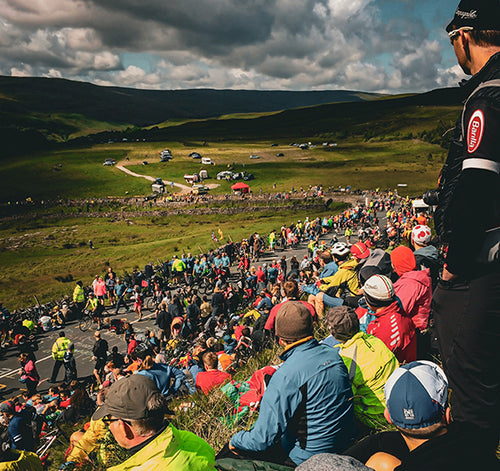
[0,137,445,203]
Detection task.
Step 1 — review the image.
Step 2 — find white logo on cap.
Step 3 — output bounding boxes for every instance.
[403,408,415,420]
[455,8,478,19]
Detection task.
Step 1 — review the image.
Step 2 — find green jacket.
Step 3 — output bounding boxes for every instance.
[51,337,70,361]
[109,424,215,471]
[337,332,399,429]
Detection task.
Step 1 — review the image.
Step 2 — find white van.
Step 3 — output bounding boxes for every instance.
[201,157,214,165]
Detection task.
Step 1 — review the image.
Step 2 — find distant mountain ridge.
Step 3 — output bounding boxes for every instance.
[0,76,383,126]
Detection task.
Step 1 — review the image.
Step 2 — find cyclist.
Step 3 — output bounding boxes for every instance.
[85,293,104,330]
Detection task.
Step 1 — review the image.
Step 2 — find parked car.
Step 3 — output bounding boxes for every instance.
[103,158,116,166]
[217,171,233,180]
[243,172,255,181]
[142,161,148,165]
[201,157,214,165]
[271,143,278,147]
[192,184,209,195]
[276,153,284,157]
[250,154,260,159]
[190,152,202,159]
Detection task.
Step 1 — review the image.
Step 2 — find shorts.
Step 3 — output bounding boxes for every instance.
[95,358,106,371]
[134,301,142,310]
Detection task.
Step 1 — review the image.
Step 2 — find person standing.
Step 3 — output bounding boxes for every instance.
[431,0,500,454]
[92,331,108,386]
[19,353,39,396]
[50,331,70,383]
[72,281,85,315]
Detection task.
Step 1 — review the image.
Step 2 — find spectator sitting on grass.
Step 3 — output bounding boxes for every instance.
[195,351,231,394]
[323,305,398,431]
[344,360,500,470]
[92,374,216,470]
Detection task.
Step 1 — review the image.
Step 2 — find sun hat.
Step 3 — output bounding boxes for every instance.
[92,374,160,421]
[363,274,395,308]
[275,301,313,341]
[411,225,432,246]
[446,0,500,33]
[384,360,448,429]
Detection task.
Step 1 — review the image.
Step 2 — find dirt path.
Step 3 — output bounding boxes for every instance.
[115,164,219,194]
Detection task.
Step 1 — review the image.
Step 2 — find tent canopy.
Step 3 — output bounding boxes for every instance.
[231,182,250,192]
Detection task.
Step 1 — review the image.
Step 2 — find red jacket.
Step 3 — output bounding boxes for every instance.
[196,370,231,394]
[357,301,417,364]
[393,268,432,331]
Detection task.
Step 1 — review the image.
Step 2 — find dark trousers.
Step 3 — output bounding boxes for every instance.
[50,359,64,383]
[432,270,500,450]
[216,443,295,468]
[115,295,128,314]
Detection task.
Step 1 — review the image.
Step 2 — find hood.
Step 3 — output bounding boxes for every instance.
[414,245,439,261]
[398,268,432,289]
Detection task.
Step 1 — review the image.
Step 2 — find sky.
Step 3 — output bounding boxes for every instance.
[0,0,468,93]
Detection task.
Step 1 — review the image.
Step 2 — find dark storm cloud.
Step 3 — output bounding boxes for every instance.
[0,0,463,92]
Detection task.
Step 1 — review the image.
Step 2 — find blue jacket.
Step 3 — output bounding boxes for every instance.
[136,364,185,397]
[231,338,356,465]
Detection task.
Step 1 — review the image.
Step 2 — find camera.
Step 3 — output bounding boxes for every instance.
[423,189,440,206]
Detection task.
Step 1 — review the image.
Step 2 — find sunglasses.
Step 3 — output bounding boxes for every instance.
[102,415,131,426]
[448,26,473,44]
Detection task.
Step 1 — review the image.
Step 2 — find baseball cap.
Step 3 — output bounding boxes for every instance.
[446,0,500,32]
[92,374,160,421]
[384,360,448,429]
[411,225,432,245]
[363,275,395,307]
[275,301,313,341]
[350,241,370,259]
[324,306,360,342]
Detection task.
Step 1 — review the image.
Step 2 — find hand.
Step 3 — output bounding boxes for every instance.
[441,266,457,282]
[228,442,239,454]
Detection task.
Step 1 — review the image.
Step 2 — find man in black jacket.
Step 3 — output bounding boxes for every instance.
[92,331,108,386]
[431,0,500,454]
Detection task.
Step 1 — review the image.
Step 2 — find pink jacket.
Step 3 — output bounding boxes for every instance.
[393,268,432,331]
[94,280,107,297]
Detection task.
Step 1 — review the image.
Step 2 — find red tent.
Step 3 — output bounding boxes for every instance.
[231,182,250,193]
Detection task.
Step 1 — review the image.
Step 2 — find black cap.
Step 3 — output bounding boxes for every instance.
[446,0,500,32]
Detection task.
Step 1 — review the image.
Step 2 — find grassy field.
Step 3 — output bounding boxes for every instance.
[0,206,346,309]
[0,137,445,203]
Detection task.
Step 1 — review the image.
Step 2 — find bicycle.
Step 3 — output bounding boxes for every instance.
[79,309,97,332]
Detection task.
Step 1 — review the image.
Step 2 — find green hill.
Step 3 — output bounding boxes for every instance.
[0,76,383,150]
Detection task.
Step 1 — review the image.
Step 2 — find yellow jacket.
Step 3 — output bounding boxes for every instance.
[73,285,85,303]
[108,424,215,471]
[0,450,42,471]
[66,418,108,463]
[51,337,70,361]
[319,258,359,298]
[338,332,399,429]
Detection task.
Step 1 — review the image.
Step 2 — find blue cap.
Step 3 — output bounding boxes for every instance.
[384,361,448,429]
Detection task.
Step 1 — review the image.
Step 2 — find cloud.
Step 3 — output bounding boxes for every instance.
[0,0,459,92]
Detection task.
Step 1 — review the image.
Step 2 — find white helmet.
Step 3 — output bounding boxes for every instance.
[331,242,350,257]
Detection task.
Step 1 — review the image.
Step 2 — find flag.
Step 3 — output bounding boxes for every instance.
[218,228,224,240]
[211,231,218,242]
